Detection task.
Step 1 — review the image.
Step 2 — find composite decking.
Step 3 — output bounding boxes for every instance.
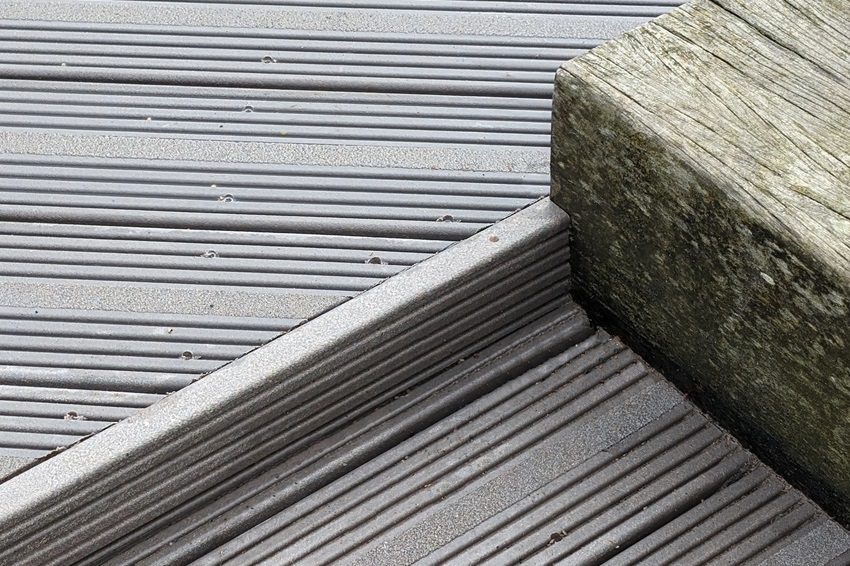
[0,1,848,564]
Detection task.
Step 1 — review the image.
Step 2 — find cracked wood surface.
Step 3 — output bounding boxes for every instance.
[551,0,850,523]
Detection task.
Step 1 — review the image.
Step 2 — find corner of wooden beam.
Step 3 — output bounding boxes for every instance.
[551,0,850,523]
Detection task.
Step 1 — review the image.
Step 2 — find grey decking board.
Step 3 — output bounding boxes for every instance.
[0,16,601,110]
[0,131,550,173]
[0,281,340,318]
[92,298,592,564]
[111,0,680,16]
[0,80,554,116]
[17,3,814,561]
[144,324,848,566]
[0,454,32,481]
[0,0,638,460]
[0,1,844,562]
[0,199,574,563]
[21,196,850,564]
[0,4,656,40]
[754,522,850,566]
[0,149,547,452]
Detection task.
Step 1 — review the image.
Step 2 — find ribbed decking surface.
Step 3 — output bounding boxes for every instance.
[0,81,554,145]
[0,201,578,563]
[1,1,848,563]
[101,1,682,14]
[0,306,299,460]
[89,305,850,566]
[0,0,677,464]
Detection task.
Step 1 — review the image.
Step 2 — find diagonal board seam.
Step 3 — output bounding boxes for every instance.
[0,196,568,565]
[0,193,548,473]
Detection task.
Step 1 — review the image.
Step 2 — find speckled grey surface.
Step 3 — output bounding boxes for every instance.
[92,292,593,564]
[0,0,678,461]
[0,455,32,482]
[14,1,836,562]
[0,131,549,173]
[0,0,601,458]
[1,189,848,563]
[756,522,850,566]
[0,2,650,39]
[1,280,343,319]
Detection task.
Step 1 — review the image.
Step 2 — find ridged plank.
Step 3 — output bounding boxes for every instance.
[0,13,632,124]
[91,300,591,564]
[217,335,678,563]
[0,200,573,564]
[194,334,846,566]
[0,25,576,143]
[0,305,300,459]
[0,0,684,520]
[0,154,544,290]
[0,148,546,457]
[112,0,681,15]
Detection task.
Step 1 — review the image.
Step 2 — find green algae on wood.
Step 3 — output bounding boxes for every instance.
[551,0,850,522]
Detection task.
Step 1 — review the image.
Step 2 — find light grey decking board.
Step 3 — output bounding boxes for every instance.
[0,3,654,39]
[0,0,671,458]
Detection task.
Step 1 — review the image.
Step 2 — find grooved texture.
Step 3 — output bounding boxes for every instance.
[0,306,300,460]
[0,0,676,459]
[3,2,846,564]
[0,199,575,564]
[89,314,850,565]
[93,298,594,564]
[111,0,683,14]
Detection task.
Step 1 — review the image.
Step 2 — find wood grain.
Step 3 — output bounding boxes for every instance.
[552,0,849,522]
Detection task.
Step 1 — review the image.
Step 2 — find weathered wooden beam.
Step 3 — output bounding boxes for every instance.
[551,0,850,521]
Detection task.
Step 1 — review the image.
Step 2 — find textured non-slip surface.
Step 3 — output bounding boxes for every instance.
[0,2,668,38]
[0,0,678,461]
[2,1,847,563]
[90,305,850,566]
[94,289,593,565]
[0,200,576,564]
